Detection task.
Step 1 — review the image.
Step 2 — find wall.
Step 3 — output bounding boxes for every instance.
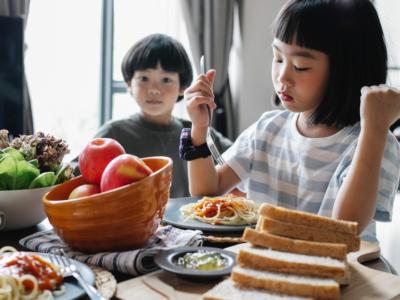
[230,0,286,135]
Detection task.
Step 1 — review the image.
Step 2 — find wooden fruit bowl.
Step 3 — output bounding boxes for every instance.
[42,156,172,253]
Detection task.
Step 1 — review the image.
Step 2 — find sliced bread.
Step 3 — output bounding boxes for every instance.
[202,278,311,300]
[231,265,340,299]
[259,204,358,235]
[243,227,347,260]
[260,217,360,252]
[237,245,349,283]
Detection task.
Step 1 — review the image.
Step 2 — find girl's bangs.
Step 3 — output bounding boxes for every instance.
[273,1,333,54]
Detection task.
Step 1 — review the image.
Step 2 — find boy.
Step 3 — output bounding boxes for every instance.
[95,34,232,197]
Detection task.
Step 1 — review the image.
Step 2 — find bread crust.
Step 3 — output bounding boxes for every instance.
[231,267,340,299]
[260,217,360,252]
[237,247,347,279]
[260,204,358,235]
[243,228,348,260]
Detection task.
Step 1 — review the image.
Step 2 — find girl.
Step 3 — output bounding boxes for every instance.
[182,0,400,241]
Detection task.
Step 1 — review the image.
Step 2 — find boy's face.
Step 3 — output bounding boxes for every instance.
[271,38,329,118]
[128,63,183,124]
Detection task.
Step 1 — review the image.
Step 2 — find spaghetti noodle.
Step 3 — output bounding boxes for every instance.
[0,246,64,300]
[180,194,259,225]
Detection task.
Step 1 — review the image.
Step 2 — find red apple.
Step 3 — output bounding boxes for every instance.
[79,138,125,184]
[68,184,101,199]
[100,154,153,192]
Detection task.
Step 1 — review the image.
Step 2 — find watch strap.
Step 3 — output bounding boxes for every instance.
[179,128,211,161]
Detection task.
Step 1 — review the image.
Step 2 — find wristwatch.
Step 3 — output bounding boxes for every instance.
[179,128,211,161]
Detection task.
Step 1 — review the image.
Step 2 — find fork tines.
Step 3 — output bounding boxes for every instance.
[49,249,70,273]
[206,129,226,166]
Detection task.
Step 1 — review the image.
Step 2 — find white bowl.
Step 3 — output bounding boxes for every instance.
[0,186,52,231]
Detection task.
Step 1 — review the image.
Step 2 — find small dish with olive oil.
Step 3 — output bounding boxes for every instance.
[154,246,236,281]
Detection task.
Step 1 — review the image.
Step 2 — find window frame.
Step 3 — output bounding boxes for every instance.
[100,0,126,125]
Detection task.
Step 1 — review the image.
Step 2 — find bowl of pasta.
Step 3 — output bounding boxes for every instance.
[42,156,173,253]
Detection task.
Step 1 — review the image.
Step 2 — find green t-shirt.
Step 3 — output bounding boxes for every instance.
[94,113,232,198]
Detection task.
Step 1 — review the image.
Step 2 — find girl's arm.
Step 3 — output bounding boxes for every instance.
[333,85,400,233]
[188,159,241,196]
[184,70,240,196]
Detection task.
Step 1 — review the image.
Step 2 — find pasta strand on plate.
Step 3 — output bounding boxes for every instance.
[0,246,65,300]
[180,194,259,225]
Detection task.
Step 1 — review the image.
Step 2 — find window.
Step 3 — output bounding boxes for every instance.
[25,0,191,161]
[376,0,400,87]
[25,0,102,160]
[103,0,192,123]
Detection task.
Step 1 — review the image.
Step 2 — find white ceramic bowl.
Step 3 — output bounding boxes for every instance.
[0,186,52,231]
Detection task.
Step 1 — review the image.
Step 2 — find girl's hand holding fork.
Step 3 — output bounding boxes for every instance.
[184,70,216,146]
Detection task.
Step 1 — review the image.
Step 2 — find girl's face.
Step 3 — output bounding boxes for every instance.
[272,38,330,118]
[128,63,183,124]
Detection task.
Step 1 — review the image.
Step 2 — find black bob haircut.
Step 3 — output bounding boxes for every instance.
[121,33,193,101]
[273,0,387,128]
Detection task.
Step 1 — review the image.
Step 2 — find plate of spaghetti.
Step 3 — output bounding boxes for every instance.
[0,246,95,300]
[164,195,259,232]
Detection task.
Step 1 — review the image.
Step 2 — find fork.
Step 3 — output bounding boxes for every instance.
[49,250,106,300]
[200,55,226,166]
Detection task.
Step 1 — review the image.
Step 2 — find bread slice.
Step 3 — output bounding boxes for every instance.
[203,278,311,300]
[243,228,347,260]
[237,245,349,283]
[259,204,358,235]
[231,265,340,299]
[260,217,360,252]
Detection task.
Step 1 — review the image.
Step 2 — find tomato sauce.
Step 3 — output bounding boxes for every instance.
[201,198,231,219]
[0,253,63,292]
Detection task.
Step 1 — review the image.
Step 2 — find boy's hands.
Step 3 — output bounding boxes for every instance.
[360,85,400,134]
[184,70,217,145]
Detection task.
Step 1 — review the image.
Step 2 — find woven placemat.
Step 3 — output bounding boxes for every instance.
[89,265,117,299]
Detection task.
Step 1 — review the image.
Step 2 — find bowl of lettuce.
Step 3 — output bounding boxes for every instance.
[0,130,74,231]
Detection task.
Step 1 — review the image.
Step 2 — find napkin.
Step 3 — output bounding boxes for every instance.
[19,225,203,276]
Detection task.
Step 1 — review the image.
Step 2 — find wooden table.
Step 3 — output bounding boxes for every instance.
[116,242,400,299]
[1,219,399,299]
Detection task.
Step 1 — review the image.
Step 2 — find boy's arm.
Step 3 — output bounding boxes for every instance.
[93,121,115,139]
[333,86,400,233]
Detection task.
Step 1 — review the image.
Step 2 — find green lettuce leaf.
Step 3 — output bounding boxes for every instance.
[0,155,17,190]
[29,172,56,189]
[2,147,24,161]
[28,159,39,168]
[14,160,40,190]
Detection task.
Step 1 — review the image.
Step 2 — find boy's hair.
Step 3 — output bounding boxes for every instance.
[273,0,387,128]
[121,33,193,101]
